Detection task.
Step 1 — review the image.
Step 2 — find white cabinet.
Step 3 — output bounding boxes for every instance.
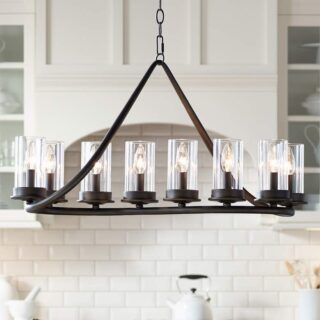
[271,15,320,230]
[0,14,41,228]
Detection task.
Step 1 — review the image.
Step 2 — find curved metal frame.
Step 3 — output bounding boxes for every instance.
[26,61,295,217]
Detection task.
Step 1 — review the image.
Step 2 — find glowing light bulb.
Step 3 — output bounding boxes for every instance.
[25,140,36,170]
[287,148,296,175]
[175,142,189,173]
[89,145,103,175]
[267,145,278,173]
[133,144,147,174]
[45,145,57,174]
[221,143,234,173]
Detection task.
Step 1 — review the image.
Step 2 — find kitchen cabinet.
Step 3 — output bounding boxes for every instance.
[0,14,41,228]
[265,15,320,230]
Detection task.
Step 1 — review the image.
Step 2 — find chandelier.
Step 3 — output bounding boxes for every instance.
[11,1,305,217]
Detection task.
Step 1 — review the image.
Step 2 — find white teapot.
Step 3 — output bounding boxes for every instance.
[167,274,213,320]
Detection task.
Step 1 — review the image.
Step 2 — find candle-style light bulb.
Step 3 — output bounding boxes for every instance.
[45,145,57,191]
[25,141,36,170]
[175,142,189,190]
[287,148,296,193]
[45,145,57,174]
[133,144,146,191]
[175,142,189,173]
[221,143,234,173]
[267,145,278,173]
[287,148,296,175]
[221,143,234,189]
[267,145,279,190]
[133,144,147,174]
[89,145,103,192]
[24,141,36,187]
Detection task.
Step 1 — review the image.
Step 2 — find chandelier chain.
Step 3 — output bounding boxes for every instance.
[156,0,165,61]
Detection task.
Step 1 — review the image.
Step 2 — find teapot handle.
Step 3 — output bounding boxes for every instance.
[176,274,211,301]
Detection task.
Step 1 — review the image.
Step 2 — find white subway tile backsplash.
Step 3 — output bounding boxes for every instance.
[34,230,64,244]
[157,230,187,244]
[219,230,248,245]
[204,245,233,260]
[80,246,109,260]
[233,308,263,320]
[172,245,202,260]
[234,277,263,291]
[157,261,186,276]
[218,292,248,307]
[249,292,278,307]
[140,277,171,291]
[127,230,156,244]
[125,292,155,307]
[49,246,79,260]
[96,262,126,276]
[127,261,156,276]
[218,261,248,276]
[188,230,218,244]
[234,246,263,260]
[110,246,140,261]
[110,277,140,291]
[65,231,95,245]
[19,246,48,261]
[79,308,109,320]
[79,277,109,291]
[110,308,140,320]
[4,230,33,244]
[141,246,171,260]
[49,308,79,320]
[4,261,32,276]
[96,230,126,244]
[203,215,233,229]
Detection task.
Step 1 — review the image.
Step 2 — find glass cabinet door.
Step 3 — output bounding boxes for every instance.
[0,25,24,210]
[287,25,320,211]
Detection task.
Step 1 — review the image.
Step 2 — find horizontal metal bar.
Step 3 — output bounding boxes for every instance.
[27,205,294,217]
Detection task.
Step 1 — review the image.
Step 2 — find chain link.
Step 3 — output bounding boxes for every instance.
[156,0,165,61]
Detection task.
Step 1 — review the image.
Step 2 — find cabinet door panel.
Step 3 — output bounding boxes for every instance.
[47,0,113,65]
[202,0,271,67]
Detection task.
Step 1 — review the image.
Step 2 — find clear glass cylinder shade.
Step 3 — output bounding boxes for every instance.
[80,142,111,192]
[288,143,304,194]
[124,141,155,193]
[14,136,45,188]
[44,141,64,191]
[167,139,198,190]
[212,139,243,190]
[258,139,289,191]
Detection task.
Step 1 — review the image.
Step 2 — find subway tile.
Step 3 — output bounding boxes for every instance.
[96,231,126,244]
[34,231,64,245]
[80,216,110,229]
[249,230,279,244]
[4,261,33,276]
[0,245,18,259]
[34,261,64,276]
[249,261,279,276]
[156,261,186,276]
[37,292,64,307]
[141,277,171,291]
[127,230,156,244]
[141,215,172,229]
[64,292,94,307]
[110,277,140,291]
[234,246,263,260]
[233,308,263,320]
[110,246,140,261]
[203,215,233,229]
[279,230,309,244]
[79,308,109,320]
[95,292,124,307]
[125,292,155,307]
[80,246,109,260]
[110,308,140,320]
[141,245,171,260]
[187,261,217,275]
[172,215,203,229]
[218,261,248,276]
[127,261,156,276]
[49,246,79,260]
[79,277,109,291]
[4,230,33,244]
[65,231,95,245]
[264,245,294,260]
[49,277,78,291]
[249,292,278,307]
[17,277,48,291]
[264,307,294,320]
[218,292,248,307]
[65,262,94,276]
[172,245,202,260]
[204,245,233,260]
[96,262,126,276]
[264,277,293,291]
[141,308,171,320]
[110,216,141,229]
[188,230,218,244]
[49,308,78,320]
[219,230,248,245]
[50,216,80,230]
[234,277,263,291]
[157,230,187,244]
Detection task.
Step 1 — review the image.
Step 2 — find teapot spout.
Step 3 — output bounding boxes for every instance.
[166,299,175,309]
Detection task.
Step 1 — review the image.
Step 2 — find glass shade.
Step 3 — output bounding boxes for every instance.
[167,139,198,190]
[124,141,155,193]
[14,136,45,188]
[212,139,243,190]
[288,143,304,194]
[258,139,289,192]
[44,141,64,192]
[80,142,111,193]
